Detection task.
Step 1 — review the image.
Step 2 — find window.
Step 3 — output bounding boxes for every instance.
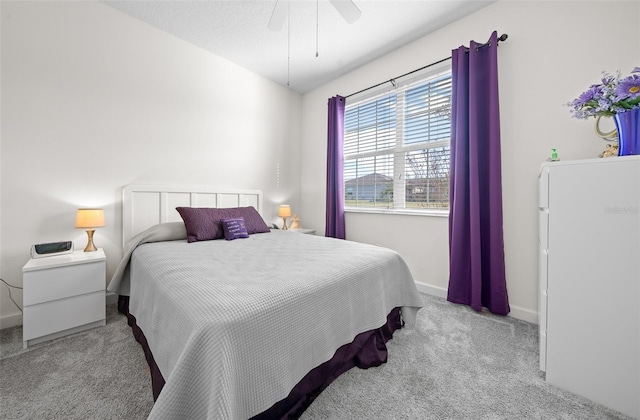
[344,68,451,213]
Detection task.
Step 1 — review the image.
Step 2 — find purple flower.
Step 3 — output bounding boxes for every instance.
[600,74,615,85]
[615,74,640,100]
[574,86,599,105]
[568,67,640,119]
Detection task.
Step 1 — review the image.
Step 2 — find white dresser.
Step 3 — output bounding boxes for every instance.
[538,156,639,418]
[22,249,106,348]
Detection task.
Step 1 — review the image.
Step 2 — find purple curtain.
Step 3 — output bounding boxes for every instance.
[447,31,510,315]
[325,96,346,239]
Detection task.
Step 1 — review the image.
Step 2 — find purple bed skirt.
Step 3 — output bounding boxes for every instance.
[118,296,403,419]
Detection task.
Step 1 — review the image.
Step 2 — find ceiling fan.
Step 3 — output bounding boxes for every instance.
[268,0,362,31]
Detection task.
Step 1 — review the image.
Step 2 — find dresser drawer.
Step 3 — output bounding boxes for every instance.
[539,329,547,372]
[23,261,105,306]
[23,291,105,340]
[538,247,548,291]
[538,166,549,208]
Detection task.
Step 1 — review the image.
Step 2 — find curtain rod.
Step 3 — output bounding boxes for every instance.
[345,33,508,99]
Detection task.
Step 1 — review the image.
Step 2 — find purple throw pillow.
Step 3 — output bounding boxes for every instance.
[221,217,250,240]
[176,207,223,242]
[176,206,270,243]
[233,206,271,235]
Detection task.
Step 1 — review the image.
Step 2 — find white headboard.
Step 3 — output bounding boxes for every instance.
[122,184,263,246]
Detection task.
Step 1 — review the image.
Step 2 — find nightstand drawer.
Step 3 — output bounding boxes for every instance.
[23,261,105,306]
[23,291,105,340]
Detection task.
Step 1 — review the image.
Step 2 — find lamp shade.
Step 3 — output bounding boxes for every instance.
[75,208,105,229]
[278,205,292,218]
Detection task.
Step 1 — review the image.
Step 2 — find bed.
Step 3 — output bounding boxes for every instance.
[108,184,424,419]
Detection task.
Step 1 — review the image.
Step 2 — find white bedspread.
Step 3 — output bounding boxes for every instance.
[123,228,423,419]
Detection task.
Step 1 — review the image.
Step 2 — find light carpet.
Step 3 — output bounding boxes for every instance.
[0,294,632,419]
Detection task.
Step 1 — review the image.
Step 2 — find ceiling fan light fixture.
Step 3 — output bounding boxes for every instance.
[268,0,360,31]
[268,0,361,87]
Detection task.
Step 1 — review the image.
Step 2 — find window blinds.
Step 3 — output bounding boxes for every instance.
[344,69,451,210]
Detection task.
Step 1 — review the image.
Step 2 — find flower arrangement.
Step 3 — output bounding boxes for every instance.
[569,67,640,119]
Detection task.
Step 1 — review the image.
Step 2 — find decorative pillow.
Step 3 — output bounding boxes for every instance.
[233,206,271,235]
[175,207,223,242]
[220,217,250,240]
[176,206,270,243]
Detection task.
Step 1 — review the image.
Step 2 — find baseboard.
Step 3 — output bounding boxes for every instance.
[0,312,23,329]
[415,281,538,325]
[506,304,538,324]
[415,281,447,298]
[106,291,118,305]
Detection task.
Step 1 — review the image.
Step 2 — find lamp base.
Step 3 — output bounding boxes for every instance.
[281,217,288,230]
[84,229,98,252]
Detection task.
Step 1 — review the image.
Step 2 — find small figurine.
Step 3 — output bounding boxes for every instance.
[599,143,619,158]
[290,214,302,230]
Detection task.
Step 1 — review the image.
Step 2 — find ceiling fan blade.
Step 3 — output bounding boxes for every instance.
[268,0,289,31]
[329,0,361,24]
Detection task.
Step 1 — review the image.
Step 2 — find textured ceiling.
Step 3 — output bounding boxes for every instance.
[102,1,494,93]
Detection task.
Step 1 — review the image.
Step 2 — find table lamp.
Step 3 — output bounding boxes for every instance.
[278,205,291,230]
[75,208,105,252]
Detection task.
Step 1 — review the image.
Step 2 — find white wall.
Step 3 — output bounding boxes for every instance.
[2,1,638,327]
[300,0,640,322]
[0,1,302,326]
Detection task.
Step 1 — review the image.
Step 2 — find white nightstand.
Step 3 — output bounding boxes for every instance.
[22,249,106,348]
[290,228,316,235]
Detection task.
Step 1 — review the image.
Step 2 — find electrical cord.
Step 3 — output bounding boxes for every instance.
[0,278,23,313]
